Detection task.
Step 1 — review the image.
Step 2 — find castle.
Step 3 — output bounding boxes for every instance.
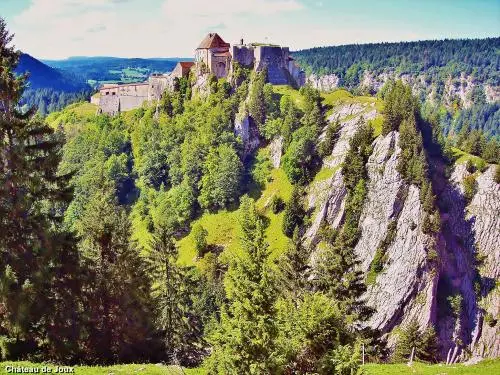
[94,33,305,114]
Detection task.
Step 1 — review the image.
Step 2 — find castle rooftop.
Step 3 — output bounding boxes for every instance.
[197,33,230,49]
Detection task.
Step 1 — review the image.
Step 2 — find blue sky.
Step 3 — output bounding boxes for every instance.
[2,0,499,59]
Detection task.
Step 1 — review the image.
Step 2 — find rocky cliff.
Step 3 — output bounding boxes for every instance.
[303,102,499,360]
[307,71,500,108]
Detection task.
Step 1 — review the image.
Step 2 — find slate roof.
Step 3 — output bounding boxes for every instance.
[197,33,230,49]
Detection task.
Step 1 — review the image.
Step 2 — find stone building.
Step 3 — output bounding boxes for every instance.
[195,33,232,78]
[95,33,305,114]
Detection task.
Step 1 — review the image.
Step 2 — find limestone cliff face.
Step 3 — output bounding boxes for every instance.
[304,103,499,359]
[468,166,500,357]
[307,70,500,107]
[444,164,500,358]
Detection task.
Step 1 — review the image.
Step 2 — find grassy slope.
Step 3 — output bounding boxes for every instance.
[3,359,499,374]
[363,359,500,375]
[177,163,292,266]
[0,362,204,375]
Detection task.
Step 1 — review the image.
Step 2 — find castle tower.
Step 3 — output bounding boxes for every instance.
[195,33,232,78]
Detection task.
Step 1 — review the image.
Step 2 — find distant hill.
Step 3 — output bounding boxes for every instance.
[15,54,92,115]
[294,38,500,85]
[16,53,89,92]
[41,56,193,87]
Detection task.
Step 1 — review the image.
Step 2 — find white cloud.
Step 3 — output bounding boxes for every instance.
[10,0,306,58]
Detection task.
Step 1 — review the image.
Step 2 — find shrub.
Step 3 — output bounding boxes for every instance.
[495,165,500,184]
[484,312,497,328]
[271,195,285,214]
[465,159,476,173]
[463,174,477,203]
[192,224,208,257]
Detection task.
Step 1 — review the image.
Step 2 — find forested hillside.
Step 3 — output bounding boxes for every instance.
[15,53,92,114]
[294,38,499,85]
[1,17,499,374]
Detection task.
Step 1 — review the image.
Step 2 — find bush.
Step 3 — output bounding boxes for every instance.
[282,187,304,237]
[271,195,285,214]
[192,224,208,257]
[463,174,477,202]
[495,165,500,184]
[466,159,476,173]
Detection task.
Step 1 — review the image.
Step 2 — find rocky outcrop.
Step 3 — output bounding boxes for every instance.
[234,107,260,157]
[466,166,500,357]
[308,70,500,108]
[270,136,283,168]
[307,74,340,92]
[305,103,372,244]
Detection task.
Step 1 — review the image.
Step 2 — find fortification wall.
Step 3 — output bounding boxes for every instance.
[149,75,174,101]
[117,83,149,97]
[255,46,289,85]
[120,96,148,111]
[232,45,255,67]
[99,95,120,115]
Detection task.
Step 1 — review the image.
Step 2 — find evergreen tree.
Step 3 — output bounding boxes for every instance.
[148,226,190,363]
[76,181,153,363]
[206,196,279,374]
[282,186,305,237]
[393,320,438,363]
[0,17,80,361]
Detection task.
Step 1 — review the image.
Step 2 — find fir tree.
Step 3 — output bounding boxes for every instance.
[206,196,279,374]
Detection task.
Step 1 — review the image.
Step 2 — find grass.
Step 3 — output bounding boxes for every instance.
[312,166,337,184]
[4,359,497,374]
[45,102,98,138]
[362,359,500,375]
[177,167,293,266]
[0,362,205,375]
[273,85,306,110]
[451,147,486,168]
[177,209,241,266]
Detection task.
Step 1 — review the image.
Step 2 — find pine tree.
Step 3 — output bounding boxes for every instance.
[282,186,305,237]
[148,226,189,363]
[0,17,80,360]
[206,196,279,374]
[393,320,438,363]
[279,228,311,302]
[76,181,153,363]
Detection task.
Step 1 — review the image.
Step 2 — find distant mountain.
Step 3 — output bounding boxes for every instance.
[16,53,89,92]
[41,56,192,87]
[15,54,92,115]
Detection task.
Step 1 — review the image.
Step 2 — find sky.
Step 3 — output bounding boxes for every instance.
[1,0,499,60]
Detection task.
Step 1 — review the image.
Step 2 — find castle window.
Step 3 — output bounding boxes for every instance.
[112,92,116,95]
[106,92,109,95]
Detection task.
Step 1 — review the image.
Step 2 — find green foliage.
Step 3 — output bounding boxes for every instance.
[193,224,209,257]
[318,120,340,158]
[248,69,267,127]
[271,195,285,214]
[199,144,243,210]
[206,196,279,374]
[276,293,356,374]
[366,220,397,285]
[393,321,438,363]
[381,80,418,135]
[282,125,318,184]
[447,294,463,318]
[282,187,305,237]
[495,165,500,184]
[250,149,272,188]
[463,174,477,202]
